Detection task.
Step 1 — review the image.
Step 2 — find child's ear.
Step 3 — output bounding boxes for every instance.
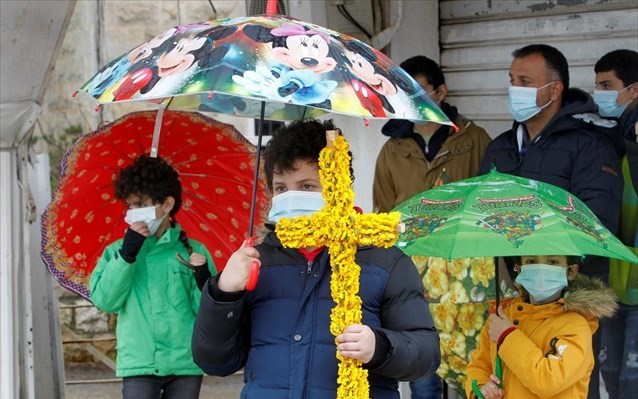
[567,264,579,281]
[163,196,175,214]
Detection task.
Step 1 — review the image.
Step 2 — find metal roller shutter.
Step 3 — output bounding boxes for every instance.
[440,0,638,137]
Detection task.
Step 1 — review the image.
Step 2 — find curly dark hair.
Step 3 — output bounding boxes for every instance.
[263,119,354,190]
[114,155,182,217]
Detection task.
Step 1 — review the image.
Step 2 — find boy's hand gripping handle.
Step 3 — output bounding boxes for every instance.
[244,237,259,291]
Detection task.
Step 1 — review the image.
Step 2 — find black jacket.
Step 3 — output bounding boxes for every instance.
[479,88,622,233]
[192,232,440,399]
[479,89,623,280]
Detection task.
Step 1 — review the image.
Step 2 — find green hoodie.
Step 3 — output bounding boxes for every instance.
[90,224,216,377]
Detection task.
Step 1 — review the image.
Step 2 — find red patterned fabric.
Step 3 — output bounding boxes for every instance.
[41,110,268,299]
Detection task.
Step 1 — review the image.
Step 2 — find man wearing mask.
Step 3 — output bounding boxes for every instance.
[593,49,638,399]
[594,49,638,192]
[478,44,623,399]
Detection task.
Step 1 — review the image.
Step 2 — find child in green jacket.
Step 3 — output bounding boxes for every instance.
[90,155,215,399]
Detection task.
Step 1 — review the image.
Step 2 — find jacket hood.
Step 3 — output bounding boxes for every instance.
[382,102,459,138]
[562,274,618,320]
[534,88,619,139]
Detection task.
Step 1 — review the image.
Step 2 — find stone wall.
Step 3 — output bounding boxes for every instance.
[44,0,249,364]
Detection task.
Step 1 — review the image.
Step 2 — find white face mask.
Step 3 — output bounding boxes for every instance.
[125,205,166,235]
[268,191,325,223]
[515,263,569,304]
[508,82,555,122]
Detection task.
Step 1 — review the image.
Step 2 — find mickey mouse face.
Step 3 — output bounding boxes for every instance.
[346,51,397,96]
[156,37,207,77]
[272,34,336,73]
[128,27,177,64]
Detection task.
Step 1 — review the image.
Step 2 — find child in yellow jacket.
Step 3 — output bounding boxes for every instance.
[465,255,617,399]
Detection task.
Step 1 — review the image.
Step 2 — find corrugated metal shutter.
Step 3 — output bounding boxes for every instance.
[440,0,638,138]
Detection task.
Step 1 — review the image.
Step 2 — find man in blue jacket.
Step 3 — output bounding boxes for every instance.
[478,44,623,399]
[192,119,440,399]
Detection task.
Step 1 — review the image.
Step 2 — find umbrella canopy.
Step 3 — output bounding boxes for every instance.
[41,110,269,299]
[394,169,638,263]
[76,14,453,125]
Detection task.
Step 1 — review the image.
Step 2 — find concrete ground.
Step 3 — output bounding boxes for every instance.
[64,363,243,399]
[65,364,608,399]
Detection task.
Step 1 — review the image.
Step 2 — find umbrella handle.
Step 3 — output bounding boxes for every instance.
[471,380,486,399]
[470,355,503,398]
[243,237,260,291]
[495,355,503,387]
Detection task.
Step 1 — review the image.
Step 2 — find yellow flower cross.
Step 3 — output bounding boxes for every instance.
[276,131,401,399]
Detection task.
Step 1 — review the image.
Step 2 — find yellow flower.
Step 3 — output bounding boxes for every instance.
[448,258,470,280]
[440,281,470,304]
[276,133,399,399]
[440,331,468,359]
[429,303,458,333]
[456,303,488,336]
[411,256,429,275]
[424,258,449,299]
[470,257,495,288]
[448,352,469,373]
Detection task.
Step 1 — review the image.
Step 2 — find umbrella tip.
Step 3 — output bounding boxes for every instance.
[363,119,370,127]
[94,105,101,112]
[208,91,213,100]
[71,91,78,98]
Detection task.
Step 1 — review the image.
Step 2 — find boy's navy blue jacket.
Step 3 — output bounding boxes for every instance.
[192,232,440,399]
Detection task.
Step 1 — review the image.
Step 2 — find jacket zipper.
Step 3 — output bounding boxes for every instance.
[426,149,450,169]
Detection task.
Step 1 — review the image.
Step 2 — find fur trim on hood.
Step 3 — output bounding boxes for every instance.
[562,274,618,319]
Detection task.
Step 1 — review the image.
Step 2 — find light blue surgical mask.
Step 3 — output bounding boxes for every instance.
[508,82,555,122]
[268,190,325,223]
[594,86,631,118]
[515,263,569,304]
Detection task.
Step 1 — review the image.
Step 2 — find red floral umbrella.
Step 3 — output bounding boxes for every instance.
[41,110,268,299]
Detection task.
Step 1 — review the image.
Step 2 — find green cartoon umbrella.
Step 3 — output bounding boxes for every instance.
[392,169,636,396]
[394,169,637,263]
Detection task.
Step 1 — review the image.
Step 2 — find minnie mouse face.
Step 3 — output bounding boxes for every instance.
[128,27,177,64]
[156,36,207,77]
[346,50,397,96]
[272,34,336,73]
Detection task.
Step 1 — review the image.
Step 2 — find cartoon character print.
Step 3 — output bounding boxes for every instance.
[402,214,448,242]
[90,27,177,100]
[114,26,236,101]
[565,216,607,247]
[236,23,338,109]
[477,211,542,248]
[341,39,416,117]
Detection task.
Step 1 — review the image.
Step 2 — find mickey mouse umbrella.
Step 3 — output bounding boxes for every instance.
[72,4,455,289]
[75,14,452,124]
[41,110,269,299]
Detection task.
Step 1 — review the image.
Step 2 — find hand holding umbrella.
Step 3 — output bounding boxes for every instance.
[471,306,509,398]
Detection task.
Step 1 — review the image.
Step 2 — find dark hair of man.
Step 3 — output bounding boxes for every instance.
[400,55,445,89]
[115,155,182,217]
[512,44,570,89]
[594,49,638,87]
[263,119,354,191]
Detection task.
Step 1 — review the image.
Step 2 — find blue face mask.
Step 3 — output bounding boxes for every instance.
[268,190,325,223]
[515,263,569,304]
[594,87,631,118]
[508,82,554,122]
